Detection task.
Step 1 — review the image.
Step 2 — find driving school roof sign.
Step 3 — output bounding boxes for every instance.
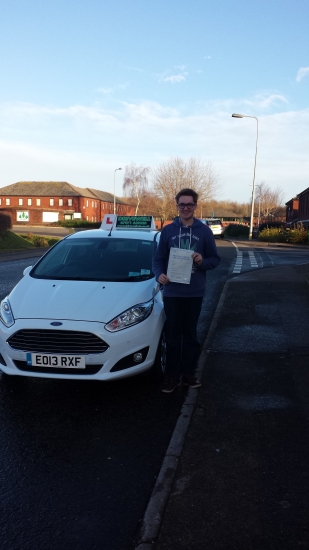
[116,216,156,229]
[100,215,156,230]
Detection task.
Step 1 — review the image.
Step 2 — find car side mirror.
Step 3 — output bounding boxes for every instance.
[23,266,33,276]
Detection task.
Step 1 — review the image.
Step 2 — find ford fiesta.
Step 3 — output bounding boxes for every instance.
[0,217,166,381]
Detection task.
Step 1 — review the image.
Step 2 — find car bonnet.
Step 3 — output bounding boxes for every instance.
[8,276,156,323]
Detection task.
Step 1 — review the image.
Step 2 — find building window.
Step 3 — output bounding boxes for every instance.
[6,198,10,205]
[28,198,32,206]
[68,199,73,206]
[59,199,63,206]
[86,200,89,207]
[50,198,54,206]
[92,201,94,208]
[0,198,2,205]
[36,198,41,206]
[86,216,89,221]
[19,198,24,206]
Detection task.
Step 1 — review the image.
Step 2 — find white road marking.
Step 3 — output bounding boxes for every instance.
[232,245,243,273]
[249,251,258,267]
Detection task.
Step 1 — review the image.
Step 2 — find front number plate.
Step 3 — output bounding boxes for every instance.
[26,353,86,369]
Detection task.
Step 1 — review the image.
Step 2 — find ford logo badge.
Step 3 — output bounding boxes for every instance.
[50,322,63,326]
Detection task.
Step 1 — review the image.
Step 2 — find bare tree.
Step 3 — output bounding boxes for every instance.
[255,182,285,221]
[122,163,150,216]
[152,157,221,221]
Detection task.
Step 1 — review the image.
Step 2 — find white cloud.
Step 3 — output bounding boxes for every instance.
[174,64,186,70]
[296,67,309,82]
[204,56,211,59]
[0,98,309,203]
[244,93,289,110]
[163,74,188,83]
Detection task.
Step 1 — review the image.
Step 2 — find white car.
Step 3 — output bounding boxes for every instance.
[0,217,166,381]
[202,219,224,238]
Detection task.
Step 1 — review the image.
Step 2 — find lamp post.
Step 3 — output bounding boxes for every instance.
[114,167,122,215]
[232,113,259,240]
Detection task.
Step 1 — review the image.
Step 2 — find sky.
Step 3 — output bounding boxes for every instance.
[0,0,308,204]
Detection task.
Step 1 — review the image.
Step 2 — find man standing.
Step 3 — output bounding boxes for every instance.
[152,188,220,393]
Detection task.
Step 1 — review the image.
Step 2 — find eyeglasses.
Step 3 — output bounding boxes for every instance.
[177,203,196,210]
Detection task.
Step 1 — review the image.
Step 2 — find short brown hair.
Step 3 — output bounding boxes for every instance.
[175,188,198,204]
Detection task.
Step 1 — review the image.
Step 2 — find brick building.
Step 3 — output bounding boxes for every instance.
[297,187,309,227]
[0,181,135,225]
[285,197,299,223]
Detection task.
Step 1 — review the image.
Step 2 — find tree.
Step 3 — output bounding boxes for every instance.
[255,182,285,221]
[152,157,221,221]
[122,164,150,216]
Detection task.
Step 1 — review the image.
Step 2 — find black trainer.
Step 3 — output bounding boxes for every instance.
[182,375,201,388]
[161,377,180,393]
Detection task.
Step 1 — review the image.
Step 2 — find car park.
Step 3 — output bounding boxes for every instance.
[0,216,166,381]
[201,218,225,238]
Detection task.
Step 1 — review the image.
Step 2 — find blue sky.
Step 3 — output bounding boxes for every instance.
[0,0,308,203]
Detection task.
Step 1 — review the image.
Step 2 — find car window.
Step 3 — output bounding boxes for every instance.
[205,219,222,226]
[31,237,156,281]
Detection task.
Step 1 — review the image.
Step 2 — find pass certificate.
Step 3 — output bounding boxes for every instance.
[167,248,193,284]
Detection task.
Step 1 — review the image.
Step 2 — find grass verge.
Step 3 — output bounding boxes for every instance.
[0,231,61,253]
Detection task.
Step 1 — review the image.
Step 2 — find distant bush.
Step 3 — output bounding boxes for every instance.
[53,220,101,228]
[286,228,308,244]
[259,227,308,244]
[47,238,60,247]
[32,236,49,247]
[224,224,249,238]
[259,228,286,242]
[0,213,12,235]
[258,221,285,232]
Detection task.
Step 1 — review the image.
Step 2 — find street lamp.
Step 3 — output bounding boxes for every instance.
[114,167,122,215]
[232,113,259,240]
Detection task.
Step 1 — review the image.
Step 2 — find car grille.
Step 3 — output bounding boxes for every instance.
[7,329,108,354]
[13,360,103,375]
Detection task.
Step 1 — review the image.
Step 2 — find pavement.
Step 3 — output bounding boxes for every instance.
[135,260,309,550]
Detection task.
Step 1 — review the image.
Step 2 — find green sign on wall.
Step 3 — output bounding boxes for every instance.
[17,211,30,221]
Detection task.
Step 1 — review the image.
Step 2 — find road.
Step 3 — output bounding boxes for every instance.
[0,240,308,550]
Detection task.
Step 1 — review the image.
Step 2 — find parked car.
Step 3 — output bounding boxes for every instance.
[201,218,225,238]
[0,217,166,381]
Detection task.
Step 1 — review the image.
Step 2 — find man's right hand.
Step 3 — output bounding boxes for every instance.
[158,273,170,285]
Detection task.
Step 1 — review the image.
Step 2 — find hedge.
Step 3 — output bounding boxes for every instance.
[0,213,12,235]
[224,224,249,238]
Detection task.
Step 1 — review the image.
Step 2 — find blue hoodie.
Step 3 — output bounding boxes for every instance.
[152,217,220,298]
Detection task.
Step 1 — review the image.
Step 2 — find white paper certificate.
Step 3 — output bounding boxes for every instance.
[167,248,193,284]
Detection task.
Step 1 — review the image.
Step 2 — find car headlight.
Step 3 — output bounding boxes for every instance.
[105,299,154,332]
[0,297,15,328]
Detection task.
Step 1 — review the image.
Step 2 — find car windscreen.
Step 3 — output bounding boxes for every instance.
[31,237,156,281]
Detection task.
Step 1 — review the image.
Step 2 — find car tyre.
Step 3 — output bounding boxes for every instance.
[147,328,167,382]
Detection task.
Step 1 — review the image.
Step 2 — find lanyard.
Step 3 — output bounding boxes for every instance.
[178,225,192,249]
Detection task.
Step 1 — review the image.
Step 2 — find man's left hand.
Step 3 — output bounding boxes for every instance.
[192,252,203,265]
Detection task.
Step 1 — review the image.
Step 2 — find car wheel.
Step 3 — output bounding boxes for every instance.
[147,329,167,382]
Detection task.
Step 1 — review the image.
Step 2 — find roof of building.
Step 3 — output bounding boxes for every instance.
[203,211,245,218]
[297,187,309,198]
[0,181,129,204]
[86,188,129,205]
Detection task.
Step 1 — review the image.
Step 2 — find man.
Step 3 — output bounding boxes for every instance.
[152,188,220,393]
